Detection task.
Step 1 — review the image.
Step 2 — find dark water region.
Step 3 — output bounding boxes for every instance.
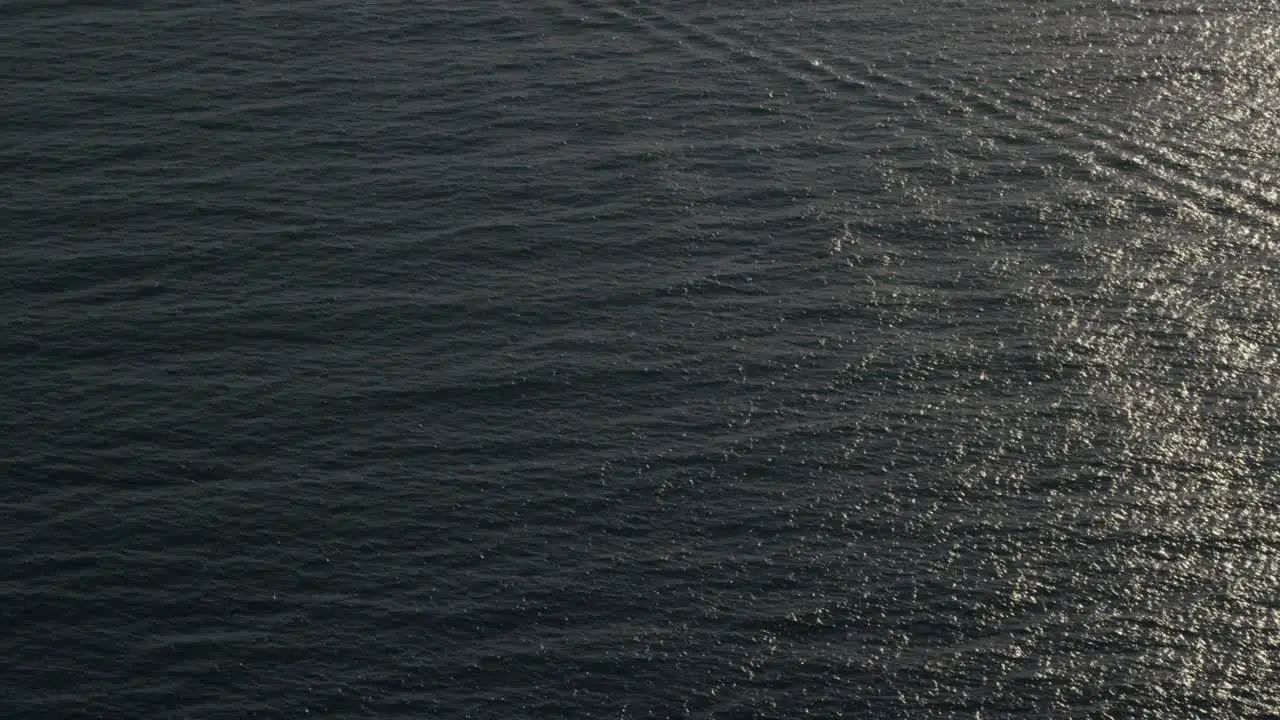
[3,0,1280,717]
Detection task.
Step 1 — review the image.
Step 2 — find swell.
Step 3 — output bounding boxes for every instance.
[558,0,1280,230]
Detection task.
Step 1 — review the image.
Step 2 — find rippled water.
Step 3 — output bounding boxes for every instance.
[4,1,1280,717]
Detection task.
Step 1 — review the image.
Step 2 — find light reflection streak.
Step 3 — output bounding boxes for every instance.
[1040,8,1280,711]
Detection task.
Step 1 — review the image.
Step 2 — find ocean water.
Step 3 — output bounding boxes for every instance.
[3,1,1280,717]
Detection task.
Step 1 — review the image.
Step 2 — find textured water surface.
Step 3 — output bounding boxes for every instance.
[3,1,1280,717]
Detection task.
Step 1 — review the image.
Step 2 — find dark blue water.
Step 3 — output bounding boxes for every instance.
[4,1,1280,717]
